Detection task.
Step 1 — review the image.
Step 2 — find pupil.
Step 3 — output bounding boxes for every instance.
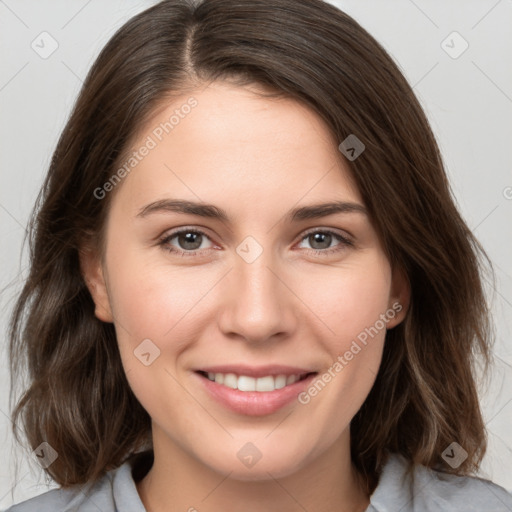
[180,232,201,250]
[177,233,332,251]
[310,233,331,250]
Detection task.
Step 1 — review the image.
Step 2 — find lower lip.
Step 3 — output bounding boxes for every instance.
[193,372,317,416]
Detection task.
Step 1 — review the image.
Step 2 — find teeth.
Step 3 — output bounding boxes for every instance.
[256,376,275,392]
[204,372,308,392]
[274,375,287,389]
[286,375,298,385]
[223,373,238,389]
[238,375,256,391]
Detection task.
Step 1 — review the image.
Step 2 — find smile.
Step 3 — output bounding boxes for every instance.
[197,371,314,392]
[194,369,319,416]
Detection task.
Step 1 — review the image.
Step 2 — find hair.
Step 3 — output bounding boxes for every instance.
[8,0,495,496]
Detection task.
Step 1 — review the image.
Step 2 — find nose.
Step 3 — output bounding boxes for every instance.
[217,247,298,344]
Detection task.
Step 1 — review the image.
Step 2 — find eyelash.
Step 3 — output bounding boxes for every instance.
[158,227,353,258]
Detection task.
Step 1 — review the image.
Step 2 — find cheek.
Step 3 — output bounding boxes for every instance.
[103,249,235,405]
[104,249,208,416]
[296,255,392,414]
[301,254,392,352]
[104,241,215,339]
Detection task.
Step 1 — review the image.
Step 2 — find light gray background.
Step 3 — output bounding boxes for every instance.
[0,0,511,507]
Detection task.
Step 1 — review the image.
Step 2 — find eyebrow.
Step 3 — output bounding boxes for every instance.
[136,199,368,222]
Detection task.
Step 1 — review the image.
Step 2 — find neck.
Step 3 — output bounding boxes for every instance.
[136,426,370,512]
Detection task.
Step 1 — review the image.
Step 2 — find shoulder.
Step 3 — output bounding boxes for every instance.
[5,450,153,512]
[4,485,89,512]
[3,452,150,512]
[368,453,512,512]
[3,473,116,512]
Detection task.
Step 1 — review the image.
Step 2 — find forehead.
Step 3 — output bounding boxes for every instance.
[109,80,363,218]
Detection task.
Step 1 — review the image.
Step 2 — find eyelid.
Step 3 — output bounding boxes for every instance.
[158,226,218,251]
[158,225,354,256]
[298,226,353,243]
[295,227,354,255]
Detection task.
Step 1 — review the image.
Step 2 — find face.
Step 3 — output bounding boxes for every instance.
[82,80,409,481]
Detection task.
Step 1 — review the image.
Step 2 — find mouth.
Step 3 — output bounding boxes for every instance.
[193,367,319,416]
[195,370,317,392]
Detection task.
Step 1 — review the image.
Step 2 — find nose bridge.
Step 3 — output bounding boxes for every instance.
[218,239,295,342]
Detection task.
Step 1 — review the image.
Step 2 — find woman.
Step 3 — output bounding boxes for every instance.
[7,0,512,510]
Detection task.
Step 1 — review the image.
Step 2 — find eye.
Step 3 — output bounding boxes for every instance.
[158,227,353,258]
[296,229,353,255]
[158,228,215,257]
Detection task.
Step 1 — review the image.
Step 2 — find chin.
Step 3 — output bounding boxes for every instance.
[204,446,311,482]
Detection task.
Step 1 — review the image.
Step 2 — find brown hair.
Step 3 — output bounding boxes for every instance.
[8,0,495,495]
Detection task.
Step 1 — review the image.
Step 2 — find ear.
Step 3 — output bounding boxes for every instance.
[385,265,410,329]
[79,244,113,323]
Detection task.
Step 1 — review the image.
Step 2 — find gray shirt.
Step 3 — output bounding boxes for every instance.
[4,451,512,511]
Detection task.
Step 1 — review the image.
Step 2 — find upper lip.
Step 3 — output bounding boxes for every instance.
[195,365,317,378]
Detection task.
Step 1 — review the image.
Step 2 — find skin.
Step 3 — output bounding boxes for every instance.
[81,80,410,512]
